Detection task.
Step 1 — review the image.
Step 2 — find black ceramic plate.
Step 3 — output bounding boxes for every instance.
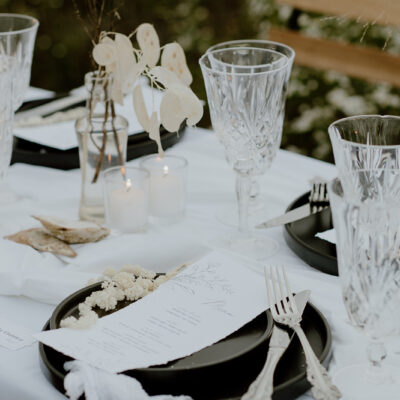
[39,283,332,400]
[11,128,184,170]
[283,191,338,276]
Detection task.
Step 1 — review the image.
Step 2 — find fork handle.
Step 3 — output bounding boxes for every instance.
[241,348,282,400]
[293,324,342,400]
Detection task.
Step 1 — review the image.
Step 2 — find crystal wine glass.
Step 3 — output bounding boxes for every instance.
[206,40,294,228]
[329,115,400,175]
[0,14,39,110]
[199,47,292,259]
[0,14,38,203]
[328,169,400,399]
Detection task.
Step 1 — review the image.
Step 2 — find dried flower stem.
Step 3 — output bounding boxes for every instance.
[91,80,109,183]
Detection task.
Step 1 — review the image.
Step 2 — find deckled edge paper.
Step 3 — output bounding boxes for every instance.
[36,250,269,373]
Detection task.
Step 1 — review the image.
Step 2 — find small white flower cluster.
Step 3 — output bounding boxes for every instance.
[92,23,203,156]
[60,264,180,330]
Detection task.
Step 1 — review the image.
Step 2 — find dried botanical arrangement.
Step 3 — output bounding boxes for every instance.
[60,263,185,329]
[73,0,203,183]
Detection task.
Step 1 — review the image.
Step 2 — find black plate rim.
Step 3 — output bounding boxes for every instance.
[49,281,274,372]
[40,293,332,397]
[284,192,336,263]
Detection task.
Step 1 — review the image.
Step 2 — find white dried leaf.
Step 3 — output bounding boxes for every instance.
[177,86,204,126]
[149,66,180,89]
[161,43,192,86]
[149,111,164,157]
[101,36,114,46]
[111,75,124,105]
[162,83,203,128]
[160,89,185,132]
[133,85,150,131]
[136,23,160,68]
[92,43,116,66]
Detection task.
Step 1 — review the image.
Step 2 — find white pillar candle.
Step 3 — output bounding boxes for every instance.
[149,166,185,217]
[108,180,148,232]
[140,155,187,220]
[103,167,149,233]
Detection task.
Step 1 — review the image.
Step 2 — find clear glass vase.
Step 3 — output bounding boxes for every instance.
[75,72,128,223]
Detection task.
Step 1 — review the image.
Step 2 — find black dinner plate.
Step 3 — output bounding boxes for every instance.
[39,282,332,400]
[11,127,184,170]
[283,191,338,276]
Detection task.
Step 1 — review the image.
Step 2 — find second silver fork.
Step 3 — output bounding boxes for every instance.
[264,266,342,400]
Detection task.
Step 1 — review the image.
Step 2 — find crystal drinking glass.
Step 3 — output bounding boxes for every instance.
[328,169,400,399]
[0,61,14,186]
[0,14,38,203]
[199,47,292,259]
[206,40,294,227]
[329,115,400,177]
[0,13,39,110]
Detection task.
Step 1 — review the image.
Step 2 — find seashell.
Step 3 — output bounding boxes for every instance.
[32,215,110,244]
[5,228,77,258]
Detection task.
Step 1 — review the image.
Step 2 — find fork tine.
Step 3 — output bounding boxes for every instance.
[270,267,285,315]
[283,267,299,314]
[263,266,276,317]
[276,266,292,315]
[274,265,288,313]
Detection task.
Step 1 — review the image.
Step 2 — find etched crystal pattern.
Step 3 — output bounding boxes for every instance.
[201,55,288,176]
[329,115,400,180]
[329,172,400,338]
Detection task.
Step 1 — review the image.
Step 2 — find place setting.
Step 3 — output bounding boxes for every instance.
[1,2,400,400]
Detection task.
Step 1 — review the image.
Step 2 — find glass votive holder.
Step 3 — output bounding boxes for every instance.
[103,166,149,233]
[139,154,188,223]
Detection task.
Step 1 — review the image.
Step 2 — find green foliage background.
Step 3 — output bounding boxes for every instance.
[1,0,400,162]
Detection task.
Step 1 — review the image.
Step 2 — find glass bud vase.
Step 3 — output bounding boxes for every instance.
[75,71,128,223]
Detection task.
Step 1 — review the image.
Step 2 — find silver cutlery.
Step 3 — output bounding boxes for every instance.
[241,290,311,400]
[14,93,86,122]
[264,266,341,400]
[256,182,329,229]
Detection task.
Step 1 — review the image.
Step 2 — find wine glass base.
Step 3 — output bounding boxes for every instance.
[210,233,279,261]
[334,364,400,400]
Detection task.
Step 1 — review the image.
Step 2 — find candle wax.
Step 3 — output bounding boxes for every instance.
[107,187,148,232]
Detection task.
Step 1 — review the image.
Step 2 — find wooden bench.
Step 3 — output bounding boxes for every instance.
[267,0,400,87]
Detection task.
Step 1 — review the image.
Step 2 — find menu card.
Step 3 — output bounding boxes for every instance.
[0,316,36,350]
[36,251,269,373]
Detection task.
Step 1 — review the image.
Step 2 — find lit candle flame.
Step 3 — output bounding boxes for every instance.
[126,178,132,191]
[163,165,169,176]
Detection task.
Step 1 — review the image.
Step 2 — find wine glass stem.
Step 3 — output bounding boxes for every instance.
[366,338,388,384]
[236,173,251,236]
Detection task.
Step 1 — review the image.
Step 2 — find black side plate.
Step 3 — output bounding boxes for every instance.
[283,192,338,276]
[11,128,184,170]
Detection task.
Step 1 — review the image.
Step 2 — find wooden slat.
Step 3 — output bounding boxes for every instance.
[277,0,400,27]
[268,27,400,87]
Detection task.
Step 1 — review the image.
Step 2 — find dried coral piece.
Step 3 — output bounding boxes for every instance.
[5,228,77,258]
[32,215,110,244]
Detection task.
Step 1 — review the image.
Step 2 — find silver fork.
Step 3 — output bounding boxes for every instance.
[309,182,329,213]
[264,266,342,400]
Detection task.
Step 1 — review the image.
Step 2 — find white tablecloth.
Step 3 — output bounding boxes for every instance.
[1,126,399,400]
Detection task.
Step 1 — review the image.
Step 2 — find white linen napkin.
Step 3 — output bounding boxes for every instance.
[64,361,192,400]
